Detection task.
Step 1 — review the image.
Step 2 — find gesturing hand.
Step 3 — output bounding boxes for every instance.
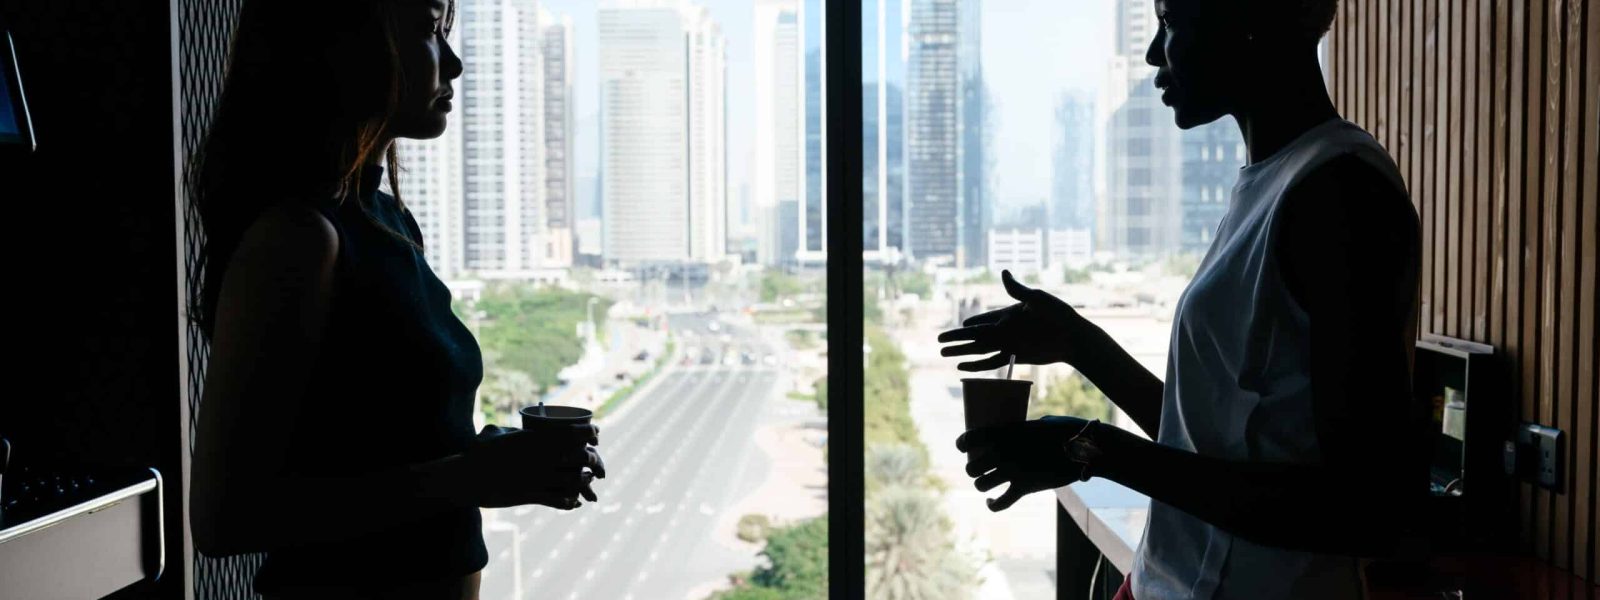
[937,270,1090,371]
[461,424,605,510]
[956,416,1091,512]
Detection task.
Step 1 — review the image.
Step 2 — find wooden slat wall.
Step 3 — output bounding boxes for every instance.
[1329,0,1598,583]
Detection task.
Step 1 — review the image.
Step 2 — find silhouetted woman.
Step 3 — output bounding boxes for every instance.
[941,1,1421,598]
[187,2,602,598]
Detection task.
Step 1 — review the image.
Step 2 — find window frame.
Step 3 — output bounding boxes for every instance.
[822,1,865,597]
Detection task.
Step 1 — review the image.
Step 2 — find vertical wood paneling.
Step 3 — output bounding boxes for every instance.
[1583,0,1598,581]
[1329,0,1598,582]
[1474,0,1492,344]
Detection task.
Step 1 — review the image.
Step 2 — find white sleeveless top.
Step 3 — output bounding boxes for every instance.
[1131,119,1407,600]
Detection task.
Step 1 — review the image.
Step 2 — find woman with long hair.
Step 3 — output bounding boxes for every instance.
[187,2,603,598]
[942,0,1422,597]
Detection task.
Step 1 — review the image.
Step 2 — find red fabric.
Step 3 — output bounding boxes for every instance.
[1112,577,1135,600]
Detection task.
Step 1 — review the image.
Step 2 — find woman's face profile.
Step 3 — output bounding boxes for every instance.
[388,0,463,141]
[1146,0,1249,129]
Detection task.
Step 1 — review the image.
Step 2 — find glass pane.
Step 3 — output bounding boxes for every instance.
[398,0,828,597]
[864,0,1237,597]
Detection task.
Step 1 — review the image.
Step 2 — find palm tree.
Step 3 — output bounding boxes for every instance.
[866,486,976,600]
[866,444,925,491]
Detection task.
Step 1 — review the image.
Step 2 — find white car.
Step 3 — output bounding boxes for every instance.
[762,354,777,366]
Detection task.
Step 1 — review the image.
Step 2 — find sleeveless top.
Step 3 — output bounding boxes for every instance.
[1131,119,1411,599]
[252,167,488,594]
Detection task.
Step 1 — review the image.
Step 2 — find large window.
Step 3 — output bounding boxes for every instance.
[399,1,827,598]
[398,0,1237,597]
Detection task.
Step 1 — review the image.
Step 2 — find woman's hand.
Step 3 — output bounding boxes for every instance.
[937,270,1092,371]
[956,416,1091,511]
[455,424,605,510]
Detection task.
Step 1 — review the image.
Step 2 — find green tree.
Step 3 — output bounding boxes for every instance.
[1061,265,1092,284]
[1028,371,1112,421]
[760,270,806,303]
[473,284,611,392]
[866,487,976,600]
[865,327,918,450]
[865,444,924,492]
[750,516,829,598]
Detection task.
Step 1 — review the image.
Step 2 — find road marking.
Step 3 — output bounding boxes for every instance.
[564,530,575,541]
[497,549,509,560]
[531,568,544,579]
[584,568,595,580]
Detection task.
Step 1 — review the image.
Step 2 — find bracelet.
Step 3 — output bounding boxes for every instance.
[1063,419,1102,482]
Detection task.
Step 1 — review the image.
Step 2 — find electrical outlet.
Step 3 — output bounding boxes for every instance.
[1522,423,1564,492]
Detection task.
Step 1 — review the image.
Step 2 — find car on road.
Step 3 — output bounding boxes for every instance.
[707,321,722,333]
[633,350,650,362]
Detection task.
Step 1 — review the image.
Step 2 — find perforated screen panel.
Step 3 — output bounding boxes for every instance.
[177,1,262,598]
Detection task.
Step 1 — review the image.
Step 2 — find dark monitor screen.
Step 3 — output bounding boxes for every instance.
[1,30,34,150]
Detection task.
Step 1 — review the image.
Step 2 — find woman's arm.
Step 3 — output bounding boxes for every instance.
[1069,324,1165,438]
[1096,156,1424,555]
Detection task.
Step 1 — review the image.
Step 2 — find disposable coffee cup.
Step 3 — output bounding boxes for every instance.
[519,405,593,430]
[961,378,1032,430]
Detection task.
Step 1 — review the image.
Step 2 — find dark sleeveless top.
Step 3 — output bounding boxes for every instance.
[252,167,488,593]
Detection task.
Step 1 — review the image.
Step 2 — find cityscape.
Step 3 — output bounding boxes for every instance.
[393,0,1253,598]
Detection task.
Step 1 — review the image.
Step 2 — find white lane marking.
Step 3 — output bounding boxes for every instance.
[531,568,544,579]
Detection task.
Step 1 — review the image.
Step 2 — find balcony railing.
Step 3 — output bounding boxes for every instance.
[1055,479,1148,600]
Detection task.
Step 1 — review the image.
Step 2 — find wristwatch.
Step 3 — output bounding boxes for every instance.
[1064,419,1102,482]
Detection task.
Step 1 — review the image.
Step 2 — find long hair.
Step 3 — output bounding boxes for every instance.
[188,0,453,338]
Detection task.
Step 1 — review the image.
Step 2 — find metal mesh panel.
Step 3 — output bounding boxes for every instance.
[177,1,263,598]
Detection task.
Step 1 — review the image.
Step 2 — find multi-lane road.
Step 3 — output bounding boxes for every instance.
[478,314,789,600]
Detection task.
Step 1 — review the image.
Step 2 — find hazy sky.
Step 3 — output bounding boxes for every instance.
[537,0,1118,212]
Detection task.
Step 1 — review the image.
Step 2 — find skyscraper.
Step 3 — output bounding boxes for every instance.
[459,0,544,274]
[798,0,825,265]
[906,0,961,264]
[1179,120,1242,253]
[957,0,988,268]
[1051,93,1095,232]
[1098,0,1179,258]
[541,10,575,267]
[755,0,803,266]
[598,0,727,266]
[862,0,905,263]
[686,5,728,262]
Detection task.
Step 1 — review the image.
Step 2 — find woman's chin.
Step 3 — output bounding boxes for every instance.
[1171,104,1228,130]
[395,116,451,141]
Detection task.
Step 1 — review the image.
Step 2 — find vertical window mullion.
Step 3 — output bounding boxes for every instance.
[823,0,865,598]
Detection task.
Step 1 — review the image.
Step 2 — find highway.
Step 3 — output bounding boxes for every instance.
[479,314,788,600]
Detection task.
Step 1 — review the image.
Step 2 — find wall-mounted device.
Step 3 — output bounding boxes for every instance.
[1414,334,1512,550]
[1,28,37,152]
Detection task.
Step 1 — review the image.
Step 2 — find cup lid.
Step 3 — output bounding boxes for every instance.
[518,405,593,420]
[960,378,1033,386]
